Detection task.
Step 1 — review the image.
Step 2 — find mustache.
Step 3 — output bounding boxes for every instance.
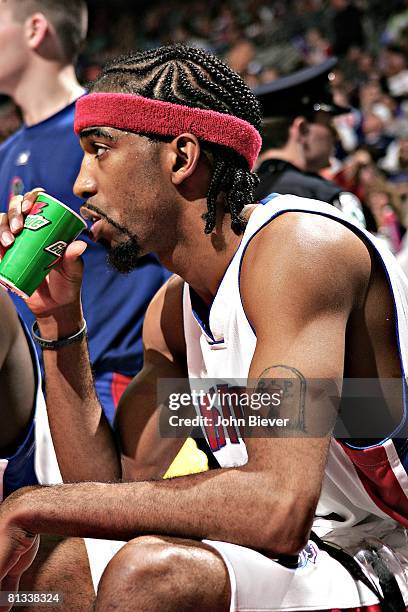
[84,202,136,241]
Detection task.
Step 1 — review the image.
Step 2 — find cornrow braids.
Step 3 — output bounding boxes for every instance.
[90,44,261,234]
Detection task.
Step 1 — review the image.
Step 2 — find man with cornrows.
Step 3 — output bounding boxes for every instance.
[0,44,408,611]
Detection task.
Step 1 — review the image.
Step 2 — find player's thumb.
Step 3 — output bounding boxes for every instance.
[62,240,87,282]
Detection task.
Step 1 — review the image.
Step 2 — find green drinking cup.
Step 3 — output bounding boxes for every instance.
[0,192,87,298]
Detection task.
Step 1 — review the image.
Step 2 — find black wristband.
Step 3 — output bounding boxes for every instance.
[31,319,87,350]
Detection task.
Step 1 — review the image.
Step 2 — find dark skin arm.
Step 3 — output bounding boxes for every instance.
[116,274,190,481]
[0,212,372,593]
[37,273,189,483]
[0,289,35,456]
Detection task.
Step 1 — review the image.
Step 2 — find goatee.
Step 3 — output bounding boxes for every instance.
[106,236,142,273]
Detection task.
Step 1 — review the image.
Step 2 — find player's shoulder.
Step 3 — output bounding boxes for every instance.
[146,274,184,311]
[253,197,369,260]
[242,200,372,306]
[143,275,186,360]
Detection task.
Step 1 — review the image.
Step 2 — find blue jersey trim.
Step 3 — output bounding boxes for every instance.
[237,206,407,448]
[189,287,225,344]
[260,192,280,205]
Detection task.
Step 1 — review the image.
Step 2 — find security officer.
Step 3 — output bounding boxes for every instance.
[254,58,370,228]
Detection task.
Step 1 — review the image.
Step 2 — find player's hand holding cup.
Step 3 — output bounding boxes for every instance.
[0,188,87,323]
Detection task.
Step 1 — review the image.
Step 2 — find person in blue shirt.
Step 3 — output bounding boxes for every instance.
[0,0,170,424]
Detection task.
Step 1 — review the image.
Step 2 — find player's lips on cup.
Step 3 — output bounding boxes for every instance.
[80,205,110,241]
[81,204,132,245]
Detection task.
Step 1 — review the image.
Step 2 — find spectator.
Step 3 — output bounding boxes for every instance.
[365,180,403,252]
[381,44,408,97]
[380,133,408,182]
[254,58,366,227]
[303,27,332,65]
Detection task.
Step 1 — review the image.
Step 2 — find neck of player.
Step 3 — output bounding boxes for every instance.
[159,202,257,306]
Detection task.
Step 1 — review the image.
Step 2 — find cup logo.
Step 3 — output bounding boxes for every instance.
[44,240,68,268]
[24,201,51,231]
[24,214,51,231]
[44,241,68,257]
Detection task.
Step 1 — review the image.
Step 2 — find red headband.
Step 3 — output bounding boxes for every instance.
[74,93,261,170]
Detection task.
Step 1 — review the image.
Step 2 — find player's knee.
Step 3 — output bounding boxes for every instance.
[98,536,189,598]
[96,536,229,611]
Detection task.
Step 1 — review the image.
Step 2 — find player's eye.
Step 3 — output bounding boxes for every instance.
[92,143,108,159]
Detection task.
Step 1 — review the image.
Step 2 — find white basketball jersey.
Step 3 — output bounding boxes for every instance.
[183,193,408,536]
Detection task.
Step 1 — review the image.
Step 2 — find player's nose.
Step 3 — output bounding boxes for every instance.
[74,157,97,200]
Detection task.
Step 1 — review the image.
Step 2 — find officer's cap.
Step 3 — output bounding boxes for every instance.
[254,58,350,119]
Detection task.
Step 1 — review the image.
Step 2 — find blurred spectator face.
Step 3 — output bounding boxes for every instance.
[258,66,280,84]
[331,0,348,9]
[357,162,378,186]
[226,39,255,75]
[353,149,372,167]
[0,3,29,95]
[367,190,389,215]
[332,87,350,107]
[363,113,385,139]
[358,52,375,75]
[306,28,321,47]
[305,28,331,65]
[366,189,394,230]
[347,46,363,63]
[305,115,336,172]
[383,48,407,77]
[330,69,354,101]
[381,94,397,115]
[360,81,382,110]
[396,183,408,216]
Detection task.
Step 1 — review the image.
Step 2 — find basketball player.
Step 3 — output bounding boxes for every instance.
[0,45,407,611]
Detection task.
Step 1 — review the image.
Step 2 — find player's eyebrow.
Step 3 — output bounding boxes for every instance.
[79,127,118,142]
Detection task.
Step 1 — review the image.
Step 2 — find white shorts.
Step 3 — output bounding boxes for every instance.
[84,522,408,611]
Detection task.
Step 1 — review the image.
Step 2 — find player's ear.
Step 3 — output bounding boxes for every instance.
[169,134,202,185]
[25,12,49,50]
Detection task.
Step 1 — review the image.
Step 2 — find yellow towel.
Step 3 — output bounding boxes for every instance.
[164,438,208,478]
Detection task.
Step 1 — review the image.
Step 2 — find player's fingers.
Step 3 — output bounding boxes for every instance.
[0,212,15,248]
[7,188,45,236]
[65,240,87,257]
[7,195,24,234]
[0,535,39,611]
[21,187,45,213]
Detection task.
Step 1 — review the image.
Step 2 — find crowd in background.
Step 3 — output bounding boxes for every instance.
[1,0,408,254]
